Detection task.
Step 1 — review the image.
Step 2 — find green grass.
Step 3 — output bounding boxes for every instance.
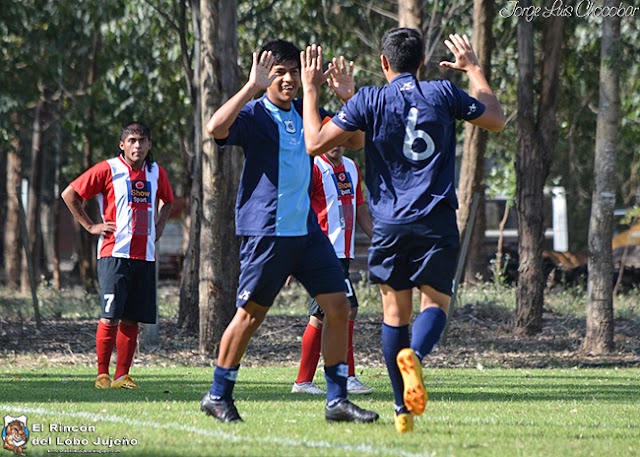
[1,366,638,457]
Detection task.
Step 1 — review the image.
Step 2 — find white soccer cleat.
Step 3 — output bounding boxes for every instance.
[291,381,325,395]
[347,376,374,394]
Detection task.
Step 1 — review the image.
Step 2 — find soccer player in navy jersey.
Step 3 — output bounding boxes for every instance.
[300,29,506,432]
[200,39,378,424]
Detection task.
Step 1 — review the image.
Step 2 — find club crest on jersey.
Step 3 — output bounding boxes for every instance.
[467,102,478,116]
[129,180,151,204]
[283,120,296,134]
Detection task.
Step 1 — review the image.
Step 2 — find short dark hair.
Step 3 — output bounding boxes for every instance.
[381,28,424,74]
[260,39,301,67]
[120,121,154,170]
[120,121,151,141]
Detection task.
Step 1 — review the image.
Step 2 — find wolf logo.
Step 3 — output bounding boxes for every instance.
[2,415,28,456]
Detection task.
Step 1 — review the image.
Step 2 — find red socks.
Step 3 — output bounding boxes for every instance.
[347,320,355,377]
[96,322,118,376]
[114,322,139,380]
[296,320,357,382]
[295,323,322,383]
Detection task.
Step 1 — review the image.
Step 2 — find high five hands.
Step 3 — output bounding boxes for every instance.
[249,50,277,91]
[301,44,355,103]
[439,34,481,73]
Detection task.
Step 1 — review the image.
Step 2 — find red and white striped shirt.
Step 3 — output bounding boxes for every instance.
[70,155,174,261]
[311,154,364,259]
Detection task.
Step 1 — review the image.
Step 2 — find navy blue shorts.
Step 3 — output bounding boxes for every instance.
[97,257,157,324]
[308,258,358,317]
[236,230,347,307]
[368,204,459,294]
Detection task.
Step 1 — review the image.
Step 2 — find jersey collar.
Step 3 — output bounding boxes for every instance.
[320,153,343,169]
[389,72,417,86]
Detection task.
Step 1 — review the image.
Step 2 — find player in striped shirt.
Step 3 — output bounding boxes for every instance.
[291,146,374,395]
[62,122,174,389]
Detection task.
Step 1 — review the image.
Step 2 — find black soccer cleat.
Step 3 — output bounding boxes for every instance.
[200,393,243,423]
[325,399,379,423]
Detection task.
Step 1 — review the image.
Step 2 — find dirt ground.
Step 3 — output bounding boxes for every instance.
[2,300,639,370]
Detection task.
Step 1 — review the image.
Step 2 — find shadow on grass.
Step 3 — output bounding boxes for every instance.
[1,370,636,404]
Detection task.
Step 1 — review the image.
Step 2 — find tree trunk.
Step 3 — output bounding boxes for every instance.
[0,145,6,280]
[52,95,64,290]
[77,30,101,292]
[582,7,620,354]
[515,1,564,335]
[21,93,45,293]
[178,0,202,333]
[398,0,421,29]
[198,0,242,355]
[4,115,23,289]
[457,0,494,284]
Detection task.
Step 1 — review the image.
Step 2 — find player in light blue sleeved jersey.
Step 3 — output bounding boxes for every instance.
[200,39,378,426]
[300,28,505,433]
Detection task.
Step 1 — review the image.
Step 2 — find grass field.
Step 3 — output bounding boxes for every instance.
[1,366,638,457]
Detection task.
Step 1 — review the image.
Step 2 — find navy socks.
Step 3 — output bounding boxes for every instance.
[411,307,447,361]
[382,323,410,408]
[324,362,348,406]
[210,365,240,400]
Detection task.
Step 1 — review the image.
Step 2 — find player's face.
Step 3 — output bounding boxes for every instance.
[325,146,343,164]
[265,60,300,109]
[120,133,151,169]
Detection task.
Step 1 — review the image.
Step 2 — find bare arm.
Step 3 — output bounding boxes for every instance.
[356,203,373,239]
[301,45,361,155]
[155,200,173,241]
[61,185,115,236]
[439,34,506,132]
[206,51,276,139]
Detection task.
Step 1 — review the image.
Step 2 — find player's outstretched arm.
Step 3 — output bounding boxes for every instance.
[206,50,276,139]
[301,45,359,155]
[439,34,506,132]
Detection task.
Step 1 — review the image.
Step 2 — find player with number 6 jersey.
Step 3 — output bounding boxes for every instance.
[62,121,174,390]
[300,28,505,432]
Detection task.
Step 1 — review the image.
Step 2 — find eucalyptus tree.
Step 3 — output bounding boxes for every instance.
[456,0,495,283]
[514,0,564,335]
[198,0,243,355]
[583,7,621,354]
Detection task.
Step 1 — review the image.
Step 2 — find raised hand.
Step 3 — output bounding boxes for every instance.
[249,50,276,91]
[327,56,355,103]
[301,44,330,91]
[439,34,481,73]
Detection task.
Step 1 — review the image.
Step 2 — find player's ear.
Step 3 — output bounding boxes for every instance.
[119,141,125,151]
[380,54,389,71]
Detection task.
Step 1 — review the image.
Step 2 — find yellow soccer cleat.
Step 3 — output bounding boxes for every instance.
[110,374,139,389]
[394,412,414,433]
[396,348,427,416]
[95,374,111,389]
